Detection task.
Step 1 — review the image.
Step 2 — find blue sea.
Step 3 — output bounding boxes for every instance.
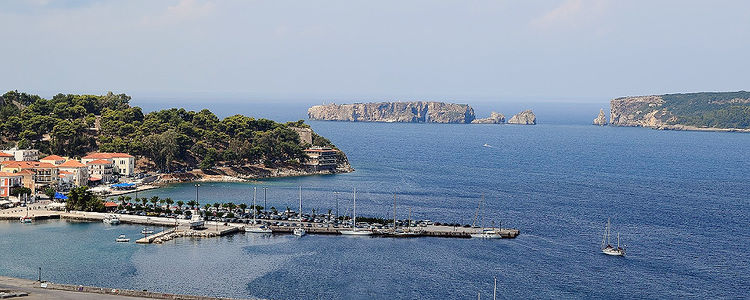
[1,101,749,299]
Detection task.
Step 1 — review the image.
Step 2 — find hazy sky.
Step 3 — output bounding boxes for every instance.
[2,0,749,103]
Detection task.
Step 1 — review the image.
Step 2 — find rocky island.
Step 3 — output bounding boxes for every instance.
[593,109,607,126]
[507,110,536,125]
[308,101,476,123]
[608,91,750,132]
[308,101,536,125]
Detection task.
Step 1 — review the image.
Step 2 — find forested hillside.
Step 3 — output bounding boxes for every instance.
[0,91,336,171]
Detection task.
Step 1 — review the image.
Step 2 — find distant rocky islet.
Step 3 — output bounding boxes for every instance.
[307,101,536,125]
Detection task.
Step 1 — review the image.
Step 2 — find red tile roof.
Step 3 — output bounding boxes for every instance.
[82,153,133,159]
[0,161,57,169]
[59,160,86,168]
[41,155,65,161]
[0,152,13,157]
[86,159,112,165]
[0,172,22,177]
[104,201,119,207]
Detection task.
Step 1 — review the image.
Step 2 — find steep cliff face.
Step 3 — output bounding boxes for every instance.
[610,95,675,127]
[472,112,505,124]
[307,102,476,123]
[609,91,750,131]
[593,109,608,126]
[507,110,536,125]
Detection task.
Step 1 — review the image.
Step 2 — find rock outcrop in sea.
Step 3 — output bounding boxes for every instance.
[471,112,505,124]
[593,109,608,126]
[307,101,476,123]
[507,110,536,125]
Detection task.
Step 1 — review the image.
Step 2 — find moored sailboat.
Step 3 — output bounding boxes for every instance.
[601,218,625,256]
[340,188,373,236]
[246,187,272,233]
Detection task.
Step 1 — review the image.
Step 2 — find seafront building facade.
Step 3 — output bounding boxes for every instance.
[82,153,135,176]
[0,172,23,199]
[86,159,115,184]
[2,149,40,161]
[303,147,339,170]
[0,149,135,198]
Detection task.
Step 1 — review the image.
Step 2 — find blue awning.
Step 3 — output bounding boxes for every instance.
[110,183,135,188]
[54,192,68,200]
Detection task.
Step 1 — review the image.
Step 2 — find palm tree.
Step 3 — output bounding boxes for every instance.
[124,196,132,204]
[187,200,196,209]
[150,196,158,208]
[165,198,174,209]
[177,200,184,210]
[140,197,148,206]
[227,202,236,212]
[213,202,220,210]
[203,203,211,216]
[238,203,247,213]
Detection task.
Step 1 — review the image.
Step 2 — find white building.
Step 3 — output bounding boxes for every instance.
[82,153,135,176]
[2,149,40,161]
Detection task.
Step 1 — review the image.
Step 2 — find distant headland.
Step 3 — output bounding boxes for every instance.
[594,91,750,132]
[307,101,536,125]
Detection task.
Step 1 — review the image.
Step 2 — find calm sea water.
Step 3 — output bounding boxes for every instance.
[1,109,749,299]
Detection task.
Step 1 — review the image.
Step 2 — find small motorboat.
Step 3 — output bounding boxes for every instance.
[19,216,32,224]
[483,143,492,148]
[293,227,306,236]
[246,225,273,233]
[141,228,154,235]
[115,234,130,243]
[103,215,120,225]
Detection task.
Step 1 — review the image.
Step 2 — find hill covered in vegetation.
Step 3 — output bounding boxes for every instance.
[0,90,342,172]
[610,91,750,131]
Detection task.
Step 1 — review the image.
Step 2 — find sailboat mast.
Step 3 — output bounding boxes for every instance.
[617,232,620,248]
[408,207,412,232]
[480,194,485,230]
[606,218,611,245]
[493,276,497,300]
[299,186,303,222]
[353,188,357,229]
[252,187,257,223]
[393,193,397,230]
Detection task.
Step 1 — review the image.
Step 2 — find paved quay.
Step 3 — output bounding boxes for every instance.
[0,276,247,300]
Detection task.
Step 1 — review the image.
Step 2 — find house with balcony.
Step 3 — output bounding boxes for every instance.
[2,149,40,161]
[82,153,135,176]
[0,152,14,162]
[303,147,339,171]
[58,160,89,187]
[86,159,114,184]
[0,172,23,199]
[40,155,67,166]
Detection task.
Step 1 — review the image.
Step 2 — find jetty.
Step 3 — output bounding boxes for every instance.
[0,204,520,243]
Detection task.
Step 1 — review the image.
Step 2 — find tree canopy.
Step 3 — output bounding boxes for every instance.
[0,90,338,171]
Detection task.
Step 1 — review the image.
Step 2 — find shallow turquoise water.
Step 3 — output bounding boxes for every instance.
[1,121,749,299]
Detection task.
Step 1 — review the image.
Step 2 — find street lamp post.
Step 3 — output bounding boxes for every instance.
[195,184,200,217]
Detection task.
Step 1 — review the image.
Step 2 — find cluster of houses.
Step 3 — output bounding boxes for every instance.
[0,148,135,201]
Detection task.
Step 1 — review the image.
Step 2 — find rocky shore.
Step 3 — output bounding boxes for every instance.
[156,163,354,184]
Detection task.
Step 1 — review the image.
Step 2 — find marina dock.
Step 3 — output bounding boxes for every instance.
[1,207,520,243]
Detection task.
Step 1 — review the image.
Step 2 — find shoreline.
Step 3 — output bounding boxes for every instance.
[0,275,246,300]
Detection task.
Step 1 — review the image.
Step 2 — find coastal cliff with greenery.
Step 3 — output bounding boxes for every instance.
[0,90,350,176]
[610,91,750,131]
[308,101,477,123]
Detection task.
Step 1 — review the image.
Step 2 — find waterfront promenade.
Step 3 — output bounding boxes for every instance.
[0,276,244,300]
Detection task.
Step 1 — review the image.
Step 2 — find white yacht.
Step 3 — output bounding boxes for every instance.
[340,188,373,236]
[470,228,503,239]
[601,218,625,256]
[293,227,306,236]
[103,215,120,225]
[469,195,503,239]
[115,234,130,243]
